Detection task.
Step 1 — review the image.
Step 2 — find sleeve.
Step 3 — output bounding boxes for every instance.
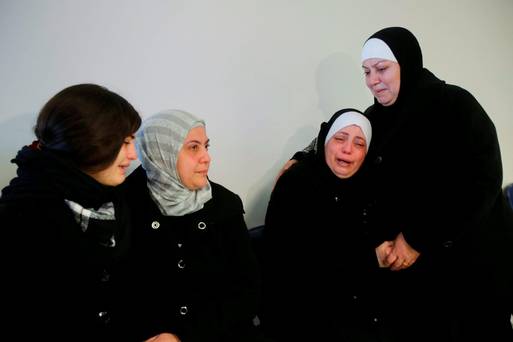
[404,86,505,251]
[291,137,317,161]
[259,168,324,341]
[216,193,263,341]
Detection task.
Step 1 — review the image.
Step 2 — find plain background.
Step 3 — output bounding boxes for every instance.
[1,0,512,228]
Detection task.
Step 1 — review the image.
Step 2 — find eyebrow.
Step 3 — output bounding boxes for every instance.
[362,60,389,68]
[184,138,210,145]
[335,131,366,141]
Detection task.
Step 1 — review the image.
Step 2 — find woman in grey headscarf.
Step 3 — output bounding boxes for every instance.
[123,110,264,342]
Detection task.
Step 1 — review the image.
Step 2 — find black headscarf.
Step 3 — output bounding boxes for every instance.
[363,27,444,159]
[313,108,371,194]
[367,27,423,98]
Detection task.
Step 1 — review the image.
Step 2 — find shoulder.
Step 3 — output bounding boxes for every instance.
[271,157,321,205]
[443,84,480,107]
[123,166,150,196]
[208,180,244,214]
[443,84,495,128]
[276,157,318,190]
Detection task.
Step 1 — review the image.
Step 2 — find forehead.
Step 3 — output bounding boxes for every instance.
[362,58,395,68]
[334,125,365,138]
[184,126,207,141]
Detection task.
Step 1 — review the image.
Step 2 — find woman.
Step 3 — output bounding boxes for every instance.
[261,109,388,341]
[283,27,513,341]
[0,84,141,340]
[124,109,264,342]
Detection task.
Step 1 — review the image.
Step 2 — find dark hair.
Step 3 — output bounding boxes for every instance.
[35,83,141,172]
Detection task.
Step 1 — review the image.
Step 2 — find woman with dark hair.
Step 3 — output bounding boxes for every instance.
[278,27,513,341]
[0,83,142,340]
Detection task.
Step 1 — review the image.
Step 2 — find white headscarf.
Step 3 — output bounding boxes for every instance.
[324,111,372,151]
[361,37,397,63]
[136,109,212,216]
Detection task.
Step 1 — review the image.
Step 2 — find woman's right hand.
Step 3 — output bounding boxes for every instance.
[275,159,298,185]
[144,333,181,342]
[375,240,394,267]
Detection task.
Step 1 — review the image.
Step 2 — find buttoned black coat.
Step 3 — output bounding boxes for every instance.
[123,166,262,342]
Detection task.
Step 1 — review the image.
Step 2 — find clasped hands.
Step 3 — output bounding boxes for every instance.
[375,232,420,271]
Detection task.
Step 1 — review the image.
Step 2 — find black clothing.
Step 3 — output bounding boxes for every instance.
[288,27,513,341]
[363,27,513,341]
[262,109,385,341]
[0,145,131,341]
[123,166,264,342]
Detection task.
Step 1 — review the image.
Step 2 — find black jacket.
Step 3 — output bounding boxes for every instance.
[0,145,131,341]
[361,27,513,341]
[123,166,263,342]
[262,110,384,341]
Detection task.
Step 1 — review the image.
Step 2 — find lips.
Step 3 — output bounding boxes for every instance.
[336,158,351,167]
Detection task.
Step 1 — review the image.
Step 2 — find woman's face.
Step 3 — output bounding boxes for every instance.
[87,135,137,186]
[177,126,211,190]
[363,58,401,106]
[325,125,367,179]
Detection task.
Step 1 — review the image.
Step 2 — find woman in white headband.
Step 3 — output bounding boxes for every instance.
[278,26,513,342]
[262,108,384,341]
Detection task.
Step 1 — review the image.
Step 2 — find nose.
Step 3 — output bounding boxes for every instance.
[367,70,379,86]
[342,141,352,154]
[127,141,138,160]
[200,148,211,164]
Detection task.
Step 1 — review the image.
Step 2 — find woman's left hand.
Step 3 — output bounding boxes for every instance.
[388,232,420,271]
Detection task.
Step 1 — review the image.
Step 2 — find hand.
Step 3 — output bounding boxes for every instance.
[388,232,420,271]
[145,333,181,342]
[274,159,298,186]
[375,240,394,267]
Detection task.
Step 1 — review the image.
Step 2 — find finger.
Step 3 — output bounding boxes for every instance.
[385,252,398,266]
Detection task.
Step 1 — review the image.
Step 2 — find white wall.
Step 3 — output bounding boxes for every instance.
[1,0,512,228]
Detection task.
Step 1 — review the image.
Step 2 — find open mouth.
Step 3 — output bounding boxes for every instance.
[336,158,351,167]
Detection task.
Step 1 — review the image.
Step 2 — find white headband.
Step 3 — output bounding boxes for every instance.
[361,38,397,63]
[324,111,372,151]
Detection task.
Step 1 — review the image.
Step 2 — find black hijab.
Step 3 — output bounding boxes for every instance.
[367,26,424,101]
[363,27,444,158]
[313,108,371,193]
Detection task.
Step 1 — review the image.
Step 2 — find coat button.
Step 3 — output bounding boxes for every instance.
[98,311,111,324]
[179,306,188,315]
[177,259,185,269]
[197,221,206,230]
[442,240,454,248]
[151,221,160,229]
[100,269,110,282]
[374,156,383,164]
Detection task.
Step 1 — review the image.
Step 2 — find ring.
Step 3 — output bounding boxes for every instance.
[402,261,409,266]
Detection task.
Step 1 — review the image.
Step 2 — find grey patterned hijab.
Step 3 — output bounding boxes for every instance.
[136,109,212,216]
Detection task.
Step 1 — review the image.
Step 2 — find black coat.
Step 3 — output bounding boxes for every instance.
[362,70,513,342]
[262,110,385,341]
[123,166,263,342]
[361,27,513,341]
[0,146,132,341]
